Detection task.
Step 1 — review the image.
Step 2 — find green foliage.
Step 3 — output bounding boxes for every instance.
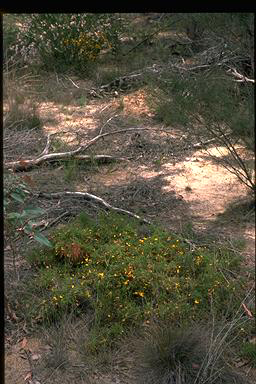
[23,212,245,351]
[14,13,123,72]
[4,172,52,248]
[63,159,80,182]
[3,14,22,63]
[152,67,254,191]
[240,342,256,367]
[152,14,254,192]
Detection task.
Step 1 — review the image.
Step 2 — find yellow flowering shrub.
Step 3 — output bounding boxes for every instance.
[25,212,245,350]
[19,13,123,71]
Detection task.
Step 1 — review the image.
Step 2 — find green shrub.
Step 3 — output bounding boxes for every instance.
[15,13,123,72]
[152,67,255,191]
[24,212,245,350]
[4,171,53,249]
[3,14,21,64]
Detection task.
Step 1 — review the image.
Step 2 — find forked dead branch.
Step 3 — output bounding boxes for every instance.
[5,127,166,172]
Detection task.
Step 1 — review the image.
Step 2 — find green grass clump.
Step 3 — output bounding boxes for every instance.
[240,342,256,367]
[25,212,246,351]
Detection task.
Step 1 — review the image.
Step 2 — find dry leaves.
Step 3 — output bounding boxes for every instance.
[242,303,254,318]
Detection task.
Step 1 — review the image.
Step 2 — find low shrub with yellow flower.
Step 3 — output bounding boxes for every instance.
[25,212,246,350]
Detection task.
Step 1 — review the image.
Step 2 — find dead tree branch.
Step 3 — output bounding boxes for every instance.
[5,153,128,172]
[38,191,151,225]
[5,127,167,172]
[227,67,255,83]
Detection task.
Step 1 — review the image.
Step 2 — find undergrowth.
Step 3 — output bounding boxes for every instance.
[21,212,249,353]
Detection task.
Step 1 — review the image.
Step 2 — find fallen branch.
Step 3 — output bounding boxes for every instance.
[227,67,255,84]
[5,126,167,172]
[38,191,151,225]
[5,154,128,172]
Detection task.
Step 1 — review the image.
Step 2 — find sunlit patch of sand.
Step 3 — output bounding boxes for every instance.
[113,89,154,118]
[38,100,104,144]
[162,148,249,223]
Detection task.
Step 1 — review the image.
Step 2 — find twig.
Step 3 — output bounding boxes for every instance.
[65,75,80,88]
[43,211,71,229]
[39,133,52,156]
[99,114,120,135]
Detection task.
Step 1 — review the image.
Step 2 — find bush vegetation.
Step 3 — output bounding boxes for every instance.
[21,212,247,353]
[151,13,255,192]
[4,13,123,73]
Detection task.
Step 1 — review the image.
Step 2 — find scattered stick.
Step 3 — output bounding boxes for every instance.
[43,211,71,229]
[188,134,230,150]
[38,191,151,225]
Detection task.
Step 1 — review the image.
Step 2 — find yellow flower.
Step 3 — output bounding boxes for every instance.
[194,299,200,304]
[139,239,144,243]
[134,291,144,297]
[98,272,104,279]
[123,280,129,285]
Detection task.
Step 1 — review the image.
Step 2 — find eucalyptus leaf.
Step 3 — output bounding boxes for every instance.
[23,208,45,218]
[24,223,34,234]
[34,233,53,248]
[7,212,23,220]
[10,192,25,203]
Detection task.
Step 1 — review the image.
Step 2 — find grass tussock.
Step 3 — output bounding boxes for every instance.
[130,321,250,384]
[3,63,42,131]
